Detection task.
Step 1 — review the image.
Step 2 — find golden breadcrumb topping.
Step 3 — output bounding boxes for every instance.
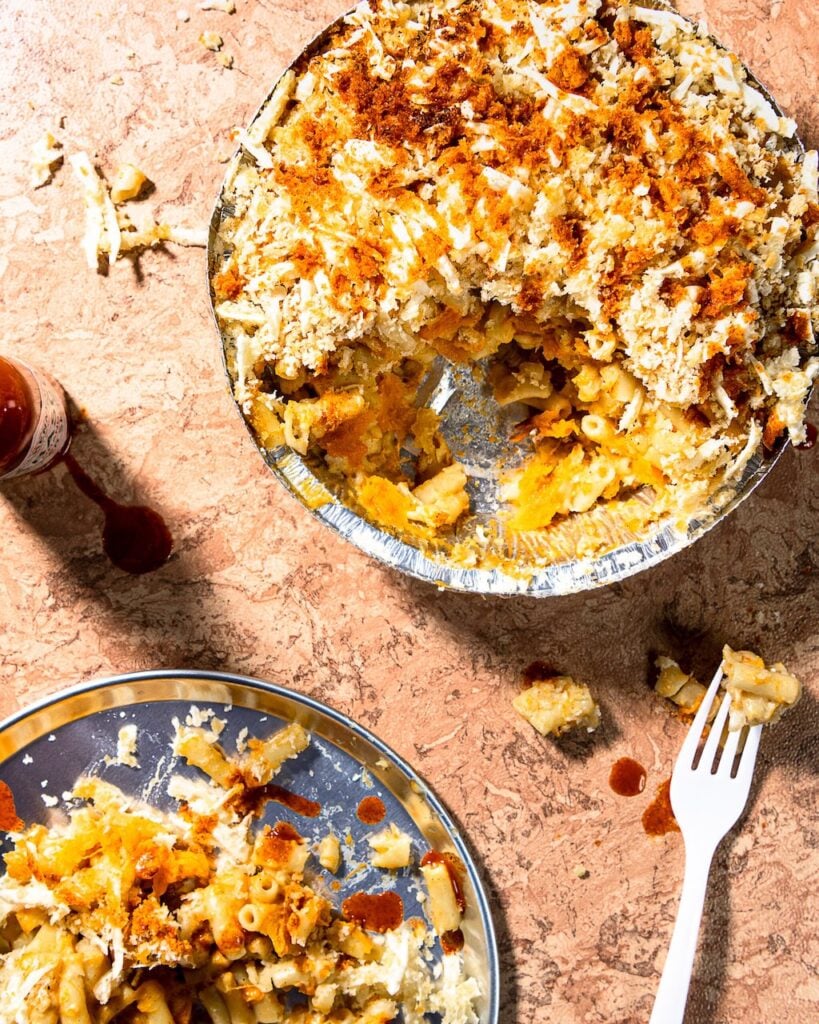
[214,0,818,569]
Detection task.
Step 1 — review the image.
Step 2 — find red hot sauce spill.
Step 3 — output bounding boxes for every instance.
[342,891,404,933]
[0,781,22,832]
[609,757,647,797]
[232,783,321,819]
[356,795,386,825]
[63,453,173,575]
[420,850,467,914]
[642,779,680,836]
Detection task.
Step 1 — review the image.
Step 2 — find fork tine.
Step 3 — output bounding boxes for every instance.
[677,667,723,770]
[698,692,732,771]
[716,722,743,777]
[733,723,763,787]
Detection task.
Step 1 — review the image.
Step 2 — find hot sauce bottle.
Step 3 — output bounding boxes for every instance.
[0,355,71,480]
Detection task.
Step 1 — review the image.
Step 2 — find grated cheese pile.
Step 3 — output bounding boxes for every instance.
[213,0,818,567]
[0,722,480,1024]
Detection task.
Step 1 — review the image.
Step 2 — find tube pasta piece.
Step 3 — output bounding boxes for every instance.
[367,823,412,869]
[721,645,802,730]
[175,727,237,789]
[420,860,462,937]
[244,723,309,785]
[654,656,709,715]
[513,674,601,737]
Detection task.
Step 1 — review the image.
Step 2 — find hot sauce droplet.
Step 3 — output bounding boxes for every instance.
[356,795,386,825]
[609,757,647,797]
[441,928,465,954]
[0,781,23,832]
[63,453,173,575]
[270,821,302,842]
[342,890,404,932]
[642,779,680,836]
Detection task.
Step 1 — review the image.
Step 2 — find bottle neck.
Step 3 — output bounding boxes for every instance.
[0,356,40,475]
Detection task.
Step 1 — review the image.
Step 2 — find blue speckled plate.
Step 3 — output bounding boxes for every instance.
[0,670,499,1024]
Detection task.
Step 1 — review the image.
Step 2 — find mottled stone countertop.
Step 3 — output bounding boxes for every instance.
[1,1,817,1021]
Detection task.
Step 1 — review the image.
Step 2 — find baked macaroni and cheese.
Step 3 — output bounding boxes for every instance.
[213,0,818,569]
[513,672,601,737]
[0,720,480,1024]
[720,644,802,730]
[653,647,802,729]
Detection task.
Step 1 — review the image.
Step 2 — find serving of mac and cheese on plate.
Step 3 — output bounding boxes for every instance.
[0,674,496,1024]
[209,0,818,593]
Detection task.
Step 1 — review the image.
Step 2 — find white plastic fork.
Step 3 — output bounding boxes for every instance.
[649,666,763,1024]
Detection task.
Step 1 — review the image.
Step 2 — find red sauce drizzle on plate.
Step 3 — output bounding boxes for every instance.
[642,779,680,836]
[342,891,404,932]
[270,821,302,842]
[233,783,321,819]
[609,757,647,797]
[63,453,173,574]
[357,795,386,825]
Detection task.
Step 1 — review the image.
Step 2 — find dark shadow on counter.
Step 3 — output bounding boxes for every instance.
[0,417,242,676]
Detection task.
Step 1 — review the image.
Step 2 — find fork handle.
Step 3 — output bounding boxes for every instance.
[649,841,716,1024]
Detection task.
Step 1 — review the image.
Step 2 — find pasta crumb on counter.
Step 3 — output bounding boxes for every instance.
[513,673,601,737]
[30,130,63,188]
[654,655,708,716]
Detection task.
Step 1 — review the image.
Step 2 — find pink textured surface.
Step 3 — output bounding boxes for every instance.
[0,2,817,1021]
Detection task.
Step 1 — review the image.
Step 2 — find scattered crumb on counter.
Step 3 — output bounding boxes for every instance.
[514,673,600,737]
[199,0,236,11]
[573,865,589,879]
[654,656,708,716]
[31,131,63,188]
[199,30,223,50]
[110,163,150,204]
